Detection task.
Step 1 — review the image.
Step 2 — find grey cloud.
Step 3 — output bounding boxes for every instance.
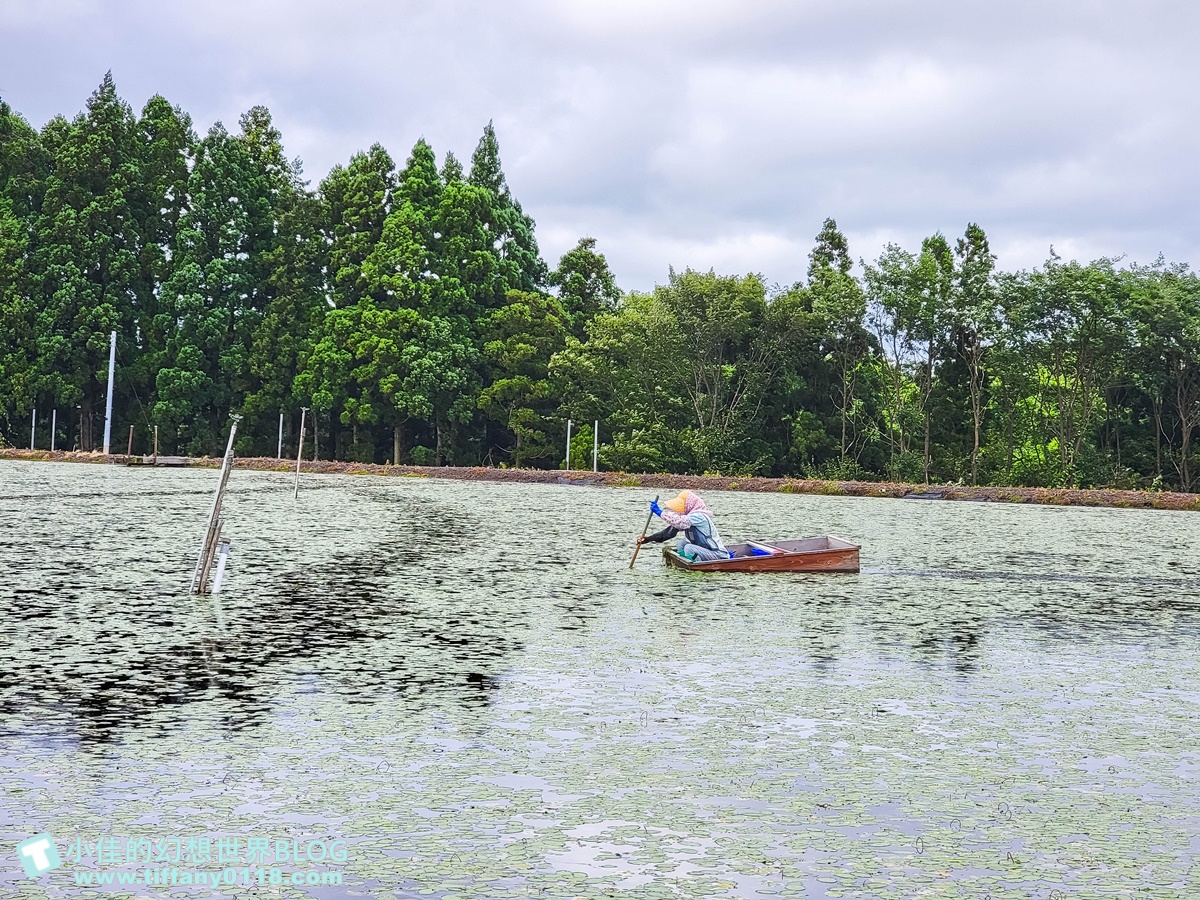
[2,0,1198,290]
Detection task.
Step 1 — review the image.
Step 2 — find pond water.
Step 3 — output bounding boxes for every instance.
[1,461,1198,899]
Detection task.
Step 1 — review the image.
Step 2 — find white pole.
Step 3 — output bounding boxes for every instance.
[277,412,284,459]
[593,420,599,472]
[212,541,232,593]
[30,406,35,450]
[565,419,572,470]
[294,407,308,499]
[102,330,116,455]
[191,416,240,594]
[51,409,57,452]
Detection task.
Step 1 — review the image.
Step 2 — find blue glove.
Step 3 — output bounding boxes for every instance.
[650,499,662,517]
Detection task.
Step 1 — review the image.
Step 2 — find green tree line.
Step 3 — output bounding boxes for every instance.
[3,75,1200,490]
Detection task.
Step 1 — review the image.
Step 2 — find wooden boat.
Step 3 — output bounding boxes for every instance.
[662,535,860,573]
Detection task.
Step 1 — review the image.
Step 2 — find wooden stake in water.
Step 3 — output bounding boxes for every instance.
[191,415,241,595]
[126,425,134,458]
[565,419,573,470]
[294,407,308,499]
[277,411,284,459]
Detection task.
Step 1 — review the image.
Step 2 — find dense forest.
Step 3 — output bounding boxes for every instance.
[3,75,1200,490]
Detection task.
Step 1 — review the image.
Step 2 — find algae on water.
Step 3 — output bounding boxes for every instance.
[1,461,1198,898]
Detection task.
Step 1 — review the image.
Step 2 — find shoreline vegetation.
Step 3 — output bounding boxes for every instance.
[6,448,1200,512]
[8,78,1200,496]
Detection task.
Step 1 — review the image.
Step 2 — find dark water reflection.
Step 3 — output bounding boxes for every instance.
[0,467,534,746]
[1,461,1199,898]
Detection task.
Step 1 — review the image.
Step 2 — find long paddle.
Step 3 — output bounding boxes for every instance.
[629,494,661,569]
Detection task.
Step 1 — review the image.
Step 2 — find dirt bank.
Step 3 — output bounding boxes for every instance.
[5,447,1199,512]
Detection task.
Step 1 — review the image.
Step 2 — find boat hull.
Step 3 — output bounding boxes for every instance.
[662,535,860,573]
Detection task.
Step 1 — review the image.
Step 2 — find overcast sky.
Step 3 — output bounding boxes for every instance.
[2,0,1198,291]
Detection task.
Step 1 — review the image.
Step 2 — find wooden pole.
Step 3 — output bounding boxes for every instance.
[51,409,57,452]
[565,419,572,470]
[196,516,225,595]
[277,411,284,459]
[154,425,158,465]
[30,406,35,450]
[126,425,134,458]
[629,494,660,569]
[593,420,599,472]
[294,407,308,499]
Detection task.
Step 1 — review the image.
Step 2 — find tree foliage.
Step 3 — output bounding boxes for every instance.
[6,77,1200,491]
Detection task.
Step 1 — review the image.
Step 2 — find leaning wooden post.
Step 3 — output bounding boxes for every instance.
[294,407,308,499]
[126,425,134,459]
[191,414,241,594]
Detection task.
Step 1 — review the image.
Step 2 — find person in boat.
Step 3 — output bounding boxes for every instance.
[637,490,732,561]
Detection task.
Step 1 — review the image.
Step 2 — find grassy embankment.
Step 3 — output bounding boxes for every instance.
[5,448,1200,511]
